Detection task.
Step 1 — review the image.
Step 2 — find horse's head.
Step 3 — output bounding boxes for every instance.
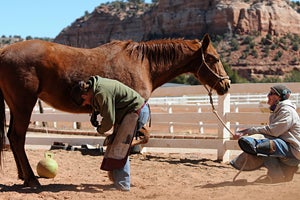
[194,34,230,95]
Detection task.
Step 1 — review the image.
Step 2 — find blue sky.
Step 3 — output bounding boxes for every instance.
[0,0,297,39]
[0,0,150,38]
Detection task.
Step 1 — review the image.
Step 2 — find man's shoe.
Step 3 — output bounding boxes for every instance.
[238,137,257,155]
[114,183,130,192]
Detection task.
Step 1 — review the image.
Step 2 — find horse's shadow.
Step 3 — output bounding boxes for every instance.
[142,154,256,188]
[141,154,230,169]
[0,183,116,194]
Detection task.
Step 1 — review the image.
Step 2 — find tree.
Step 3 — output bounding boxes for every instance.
[127,0,145,3]
[222,62,248,83]
[284,70,300,82]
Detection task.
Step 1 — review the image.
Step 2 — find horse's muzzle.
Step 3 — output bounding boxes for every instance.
[217,78,231,95]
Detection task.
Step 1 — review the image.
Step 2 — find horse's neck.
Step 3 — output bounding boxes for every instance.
[150,61,192,90]
[146,41,199,90]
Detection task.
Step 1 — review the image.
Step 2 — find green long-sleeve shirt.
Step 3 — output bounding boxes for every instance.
[88,76,145,134]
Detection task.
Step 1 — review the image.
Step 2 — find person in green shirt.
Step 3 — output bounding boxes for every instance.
[71,75,150,191]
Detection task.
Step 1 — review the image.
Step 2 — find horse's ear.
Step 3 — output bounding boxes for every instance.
[201,34,211,51]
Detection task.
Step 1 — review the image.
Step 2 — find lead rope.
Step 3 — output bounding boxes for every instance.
[204,85,248,181]
[196,47,246,181]
[204,85,234,136]
[232,155,248,182]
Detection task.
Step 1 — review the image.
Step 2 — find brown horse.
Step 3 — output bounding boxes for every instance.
[0,34,230,187]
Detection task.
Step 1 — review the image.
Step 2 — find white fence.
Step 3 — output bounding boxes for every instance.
[4,83,300,161]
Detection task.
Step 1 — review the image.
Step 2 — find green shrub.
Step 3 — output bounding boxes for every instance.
[292,43,299,51]
[273,50,283,61]
[284,70,300,82]
[230,38,239,51]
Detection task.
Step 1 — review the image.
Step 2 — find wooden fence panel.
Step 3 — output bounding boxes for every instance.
[4,83,300,161]
[226,112,269,124]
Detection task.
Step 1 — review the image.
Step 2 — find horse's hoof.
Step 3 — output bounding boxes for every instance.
[18,175,25,180]
[108,171,114,182]
[24,178,41,188]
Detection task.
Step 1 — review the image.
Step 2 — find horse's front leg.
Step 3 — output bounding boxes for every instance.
[8,111,40,188]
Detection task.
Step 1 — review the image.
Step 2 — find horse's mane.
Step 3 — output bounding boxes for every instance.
[124,39,200,66]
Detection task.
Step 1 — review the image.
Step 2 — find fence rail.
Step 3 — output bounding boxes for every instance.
[4,82,300,161]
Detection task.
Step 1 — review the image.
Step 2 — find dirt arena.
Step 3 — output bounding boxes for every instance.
[0,147,299,200]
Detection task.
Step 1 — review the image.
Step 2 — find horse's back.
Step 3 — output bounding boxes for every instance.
[0,39,144,111]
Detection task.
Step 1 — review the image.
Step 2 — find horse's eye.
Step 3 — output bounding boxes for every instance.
[208,57,214,62]
[206,55,218,63]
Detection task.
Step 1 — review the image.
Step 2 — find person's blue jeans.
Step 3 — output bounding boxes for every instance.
[112,157,131,191]
[240,137,294,158]
[112,104,150,191]
[239,136,300,181]
[239,136,300,166]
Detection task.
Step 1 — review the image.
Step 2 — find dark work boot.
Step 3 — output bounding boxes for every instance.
[238,137,257,155]
[256,140,276,155]
[239,137,277,156]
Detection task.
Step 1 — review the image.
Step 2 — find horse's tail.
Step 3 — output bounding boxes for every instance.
[0,88,6,168]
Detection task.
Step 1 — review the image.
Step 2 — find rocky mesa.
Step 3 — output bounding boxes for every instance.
[54,0,300,81]
[54,0,300,46]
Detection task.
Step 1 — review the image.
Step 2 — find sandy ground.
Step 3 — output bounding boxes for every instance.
[0,148,299,200]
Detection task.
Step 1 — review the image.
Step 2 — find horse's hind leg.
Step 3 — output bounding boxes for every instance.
[7,100,40,187]
[131,127,150,146]
[7,115,23,180]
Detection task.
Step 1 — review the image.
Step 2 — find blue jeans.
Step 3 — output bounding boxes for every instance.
[240,136,300,166]
[112,104,150,191]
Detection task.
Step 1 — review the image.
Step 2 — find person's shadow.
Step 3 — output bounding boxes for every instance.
[200,179,255,188]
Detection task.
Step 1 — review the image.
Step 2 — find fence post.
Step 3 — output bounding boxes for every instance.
[217,93,231,161]
[168,103,174,133]
[233,102,240,132]
[197,103,204,134]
